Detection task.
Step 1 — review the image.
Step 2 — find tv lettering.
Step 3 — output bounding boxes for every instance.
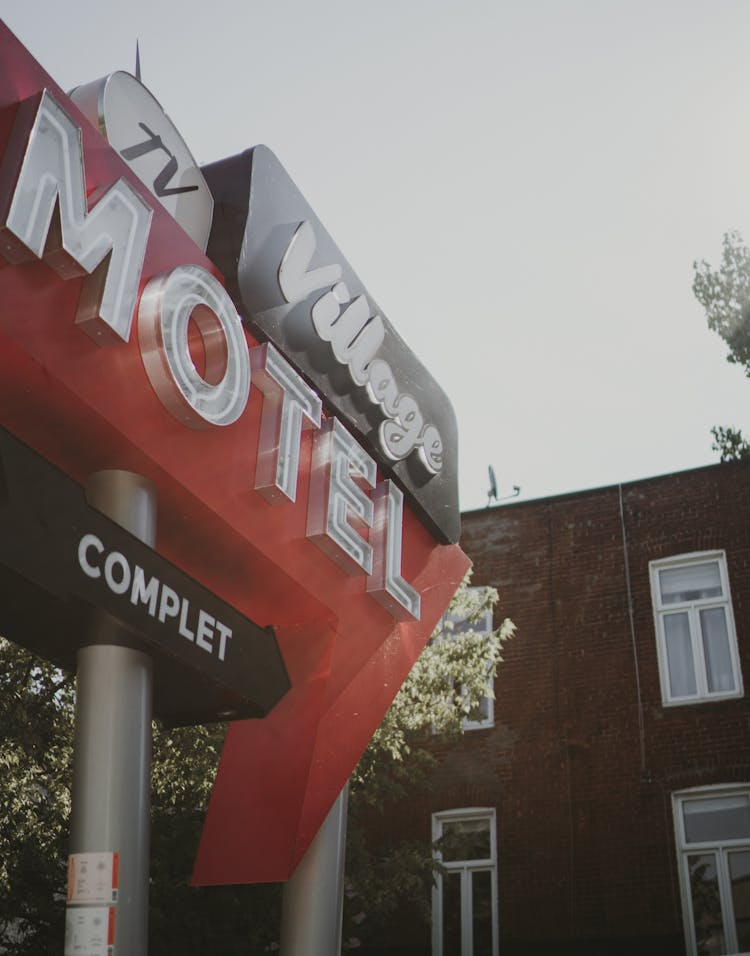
[120,122,200,198]
[68,70,214,252]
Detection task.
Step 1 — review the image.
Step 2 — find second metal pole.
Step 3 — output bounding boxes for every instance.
[279,784,349,956]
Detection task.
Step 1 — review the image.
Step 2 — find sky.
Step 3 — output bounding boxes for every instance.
[3,1,750,512]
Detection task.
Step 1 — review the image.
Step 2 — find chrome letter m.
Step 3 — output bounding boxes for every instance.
[0,90,152,345]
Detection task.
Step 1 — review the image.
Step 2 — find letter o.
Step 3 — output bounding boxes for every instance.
[138,264,251,428]
[104,551,131,595]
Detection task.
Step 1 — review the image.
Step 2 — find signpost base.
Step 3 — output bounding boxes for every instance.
[279,785,349,956]
[67,472,156,956]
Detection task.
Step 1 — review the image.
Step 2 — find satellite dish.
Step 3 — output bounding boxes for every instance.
[486,467,521,506]
[487,465,498,506]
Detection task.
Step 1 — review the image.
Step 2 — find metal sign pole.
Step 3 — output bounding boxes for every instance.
[279,784,349,956]
[67,471,157,956]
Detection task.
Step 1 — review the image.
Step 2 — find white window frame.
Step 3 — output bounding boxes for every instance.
[649,550,743,706]
[673,784,750,956]
[432,807,499,956]
[441,588,495,730]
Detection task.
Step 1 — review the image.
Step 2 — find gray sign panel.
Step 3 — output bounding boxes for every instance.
[202,146,460,544]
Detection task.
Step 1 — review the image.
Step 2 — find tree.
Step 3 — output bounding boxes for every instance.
[0,641,278,956]
[343,579,513,950]
[0,639,74,954]
[0,577,512,954]
[693,229,750,461]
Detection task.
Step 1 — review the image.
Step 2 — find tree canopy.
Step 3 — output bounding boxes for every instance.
[343,580,513,949]
[0,576,512,954]
[693,230,750,461]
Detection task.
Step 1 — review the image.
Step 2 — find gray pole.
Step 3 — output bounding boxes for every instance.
[69,471,157,956]
[279,784,349,956]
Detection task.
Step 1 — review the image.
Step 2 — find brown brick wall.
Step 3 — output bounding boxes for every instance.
[370,460,750,954]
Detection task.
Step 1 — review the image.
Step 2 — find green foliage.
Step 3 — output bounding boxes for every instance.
[344,577,513,948]
[0,639,74,954]
[148,722,281,956]
[0,577,512,954]
[693,230,750,374]
[693,231,750,459]
[0,643,279,956]
[342,829,436,950]
[351,581,512,808]
[710,425,750,463]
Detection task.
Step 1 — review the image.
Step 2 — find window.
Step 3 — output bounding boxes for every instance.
[674,786,750,955]
[432,808,498,956]
[441,589,495,729]
[650,552,742,705]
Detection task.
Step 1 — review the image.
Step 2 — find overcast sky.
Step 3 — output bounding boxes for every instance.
[4,1,750,511]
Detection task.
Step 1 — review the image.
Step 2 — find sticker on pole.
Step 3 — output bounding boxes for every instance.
[67,852,119,904]
[64,905,115,956]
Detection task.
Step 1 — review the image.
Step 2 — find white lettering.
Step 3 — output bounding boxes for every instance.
[367,481,420,620]
[365,358,400,417]
[178,598,194,641]
[417,423,444,474]
[214,621,232,662]
[138,264,251,428]
[78,533,104,578]
[277,219,342,301]
[380,393,424,462]
[195,609,215,653]
[278,221,442,474]
[75,534,237,654]
[130,567,159,616]
[103,551,131,595]
[0,91,152,345]
[312,290,384,387]
[309,281,349,334]
[307,418,375,575]
[250,343,322,503]
[1,91,432,624]
[158,584,180,623]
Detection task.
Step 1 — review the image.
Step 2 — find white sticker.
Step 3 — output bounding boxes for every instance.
[67,852,119,904]
[64,905,115,956]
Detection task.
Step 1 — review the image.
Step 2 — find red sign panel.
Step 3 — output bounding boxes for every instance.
[0,22,469,883]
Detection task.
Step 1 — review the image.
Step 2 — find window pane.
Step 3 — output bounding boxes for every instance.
[700,608,735,694]
[688,853,726,956]
[659,562,722,604]
[664,613,697,697]
[684,796,750,843]
[442,871,462,954]
[472,869,494,956]
[464,695,492,726]
[730,850,750,952]
[446,608,492,636]
[441,818,491,862]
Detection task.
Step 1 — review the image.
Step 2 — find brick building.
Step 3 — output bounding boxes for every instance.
[366,459,750,956]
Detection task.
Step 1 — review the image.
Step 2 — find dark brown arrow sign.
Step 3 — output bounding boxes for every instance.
[0,427,290,726]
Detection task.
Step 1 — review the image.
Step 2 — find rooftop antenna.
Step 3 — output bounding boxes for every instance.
[487,465,521,507]
[135,40,142,82]
[487,465,498,507]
